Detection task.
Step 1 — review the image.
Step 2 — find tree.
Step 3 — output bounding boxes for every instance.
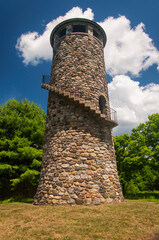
[114,113,159,194]
[113,133,131,193]
[0,99,46,199]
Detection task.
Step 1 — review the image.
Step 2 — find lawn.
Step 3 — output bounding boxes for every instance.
[0,200,159,240]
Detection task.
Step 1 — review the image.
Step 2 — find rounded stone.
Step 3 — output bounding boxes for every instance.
[34,18,124,206]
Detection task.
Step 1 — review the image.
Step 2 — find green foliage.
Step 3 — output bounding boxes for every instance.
[114,113,159,195]
[124,190,159,202]
[11,169,40,197]
[0,98,158,201]
[0,99,46,200]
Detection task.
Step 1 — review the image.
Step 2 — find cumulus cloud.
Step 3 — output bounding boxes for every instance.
[15,7,94,65]
[15,7,159,134]
[16,7,159,76]
[108,75,159,135]
[99,16,159,76]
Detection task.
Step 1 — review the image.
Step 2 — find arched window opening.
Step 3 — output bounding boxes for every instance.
[73,25,86,33]
[99,95,106,114]
[59,28,66,37]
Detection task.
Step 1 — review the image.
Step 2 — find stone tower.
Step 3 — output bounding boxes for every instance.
[34,18,124,205]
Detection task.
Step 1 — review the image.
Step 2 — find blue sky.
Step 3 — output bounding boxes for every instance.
[1,0,159,135]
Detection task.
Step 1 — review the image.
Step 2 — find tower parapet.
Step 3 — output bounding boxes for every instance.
[34,18,124,205]
[50,18,106,49]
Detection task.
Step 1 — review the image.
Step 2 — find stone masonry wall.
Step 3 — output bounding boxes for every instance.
[50,33,110,114]
[34,92,124,205]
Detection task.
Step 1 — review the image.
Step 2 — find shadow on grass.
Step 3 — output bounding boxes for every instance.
[125,191,159,200]
[0,197,34,204]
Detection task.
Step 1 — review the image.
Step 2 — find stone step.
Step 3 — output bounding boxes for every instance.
[69,94,75,100]
[85,102,91,108]
[54,88,59,93]
[79,99,85,104]
[95,110,101,114]
[58,89,63,94]
[89,105,96,111]
[63,91,70,97]
[41,84,117,127]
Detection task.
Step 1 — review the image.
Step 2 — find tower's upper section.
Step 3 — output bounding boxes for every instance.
[42,18,117,127]
[50,18,107,50]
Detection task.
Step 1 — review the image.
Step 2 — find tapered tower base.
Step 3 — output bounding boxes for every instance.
[34,18,124,205]
[34,92,124,205]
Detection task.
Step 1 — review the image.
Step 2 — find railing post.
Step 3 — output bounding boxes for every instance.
[110,108,117,122]
[42,75,50,84]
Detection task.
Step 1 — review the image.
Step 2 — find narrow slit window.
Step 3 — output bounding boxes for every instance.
[99,95,106,114]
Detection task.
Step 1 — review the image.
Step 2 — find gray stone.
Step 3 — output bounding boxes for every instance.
[103,175,108,180]
[68,198,75,204]
[93,198,101,205]
[62,164,69,168]
[34,18,124,206]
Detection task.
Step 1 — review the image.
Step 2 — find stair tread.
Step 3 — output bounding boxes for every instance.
[41,84,117,127]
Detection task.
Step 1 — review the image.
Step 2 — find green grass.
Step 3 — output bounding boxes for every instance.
[0,200,159,240]
[2,191,159,204]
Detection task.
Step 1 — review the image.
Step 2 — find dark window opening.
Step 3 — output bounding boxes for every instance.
[59,28,66,37]
[93,29,99,38]
[73,25,86,33]
[99,95,106,114]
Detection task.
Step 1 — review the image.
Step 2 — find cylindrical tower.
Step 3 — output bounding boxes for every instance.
[34,18,124,205]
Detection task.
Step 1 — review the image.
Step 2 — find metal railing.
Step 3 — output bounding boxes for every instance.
[41,75,118,123]
[110,108,117,122]
[42,75,50,84]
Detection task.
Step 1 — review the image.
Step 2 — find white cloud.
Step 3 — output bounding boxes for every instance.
[15,7,159,135]
[15,7,94,65]
[99,16,159,76]
[108,75,159,135]
[16,7,159,75]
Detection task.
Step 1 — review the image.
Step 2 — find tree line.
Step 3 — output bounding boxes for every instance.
[114,113,159,195]
[0,99,158,200]
[0,99,46,200]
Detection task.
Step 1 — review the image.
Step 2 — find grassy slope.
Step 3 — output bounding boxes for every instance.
[0,200,159,240]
